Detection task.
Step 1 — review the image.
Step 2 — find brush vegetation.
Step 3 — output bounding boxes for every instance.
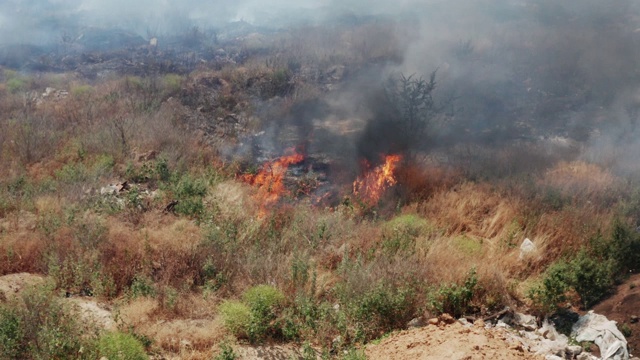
[1,12,640,359]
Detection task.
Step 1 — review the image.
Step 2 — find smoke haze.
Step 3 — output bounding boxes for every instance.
[3,0,640,173]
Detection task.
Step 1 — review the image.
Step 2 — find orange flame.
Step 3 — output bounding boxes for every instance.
[240,148,305,208]
[353,154,402,205]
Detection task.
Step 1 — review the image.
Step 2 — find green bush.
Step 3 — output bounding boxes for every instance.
[243,284,285,309]
[219,300,251,339]
[381,214,432,255]
[98,332,148,360]
[243,285,285,342]
[529,251,614,311]
[129,275,157,298]
[219,285,286,343]
[214,341,238,360]
[0,285,97,360]
[528,261,573,312]
[0,306,25,359]
[429,269,478,318]
[6,78,25,93]
[571,251,614,308]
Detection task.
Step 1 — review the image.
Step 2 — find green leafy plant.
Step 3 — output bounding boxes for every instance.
[214,341,237,360]
[429,268,478,318]
[219,300,251,339]
[98,331,149,360]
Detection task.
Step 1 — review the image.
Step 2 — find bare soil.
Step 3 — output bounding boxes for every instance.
[0,272,46,301]
[365,321,544,360]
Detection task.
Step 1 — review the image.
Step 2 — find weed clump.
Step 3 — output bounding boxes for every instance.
[97,332,148,360]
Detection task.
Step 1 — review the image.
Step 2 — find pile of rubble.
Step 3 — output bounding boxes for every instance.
[467,309,628,360]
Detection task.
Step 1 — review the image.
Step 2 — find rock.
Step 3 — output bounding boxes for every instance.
[577,353,599,360]
[136,150,157,162]
[100,184,119,195]
[407,317,425,328]
[630,315,638,324]
[519,238,537,259]
[474,319,485,328]
[458,318,470,326]
[326,65,346,81]
[571,311,629,360]
[566,345,583,356]
[544,355,563,360]
[514,312,538,331]
[428,318,440,326]
[496,320,509,328]
[439,313,455,324]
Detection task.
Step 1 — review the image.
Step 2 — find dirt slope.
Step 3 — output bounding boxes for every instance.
[593,273,640,356]
[365,321,544,360]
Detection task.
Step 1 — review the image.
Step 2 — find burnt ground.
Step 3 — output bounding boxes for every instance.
[593,273,640,356]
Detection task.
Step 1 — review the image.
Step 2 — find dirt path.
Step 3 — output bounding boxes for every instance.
[365,321,544,360]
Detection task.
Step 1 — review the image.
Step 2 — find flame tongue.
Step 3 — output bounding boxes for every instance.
[241,148,305,208]
[353,154,402,205]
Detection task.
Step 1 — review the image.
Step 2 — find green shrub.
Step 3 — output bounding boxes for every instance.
[528,261,573,312]
[0,306,25,359]
[129,275,156,298]
[6,78,25,93]
[0,285,96,360]
[243,285,285,309]
[162,74,183,95]
[98,332,148,360]
[243,285,285,342]
[55,162,88,183]
[219,300,251,338]
[381,214,432,255]
[529,251,614,311]
[429,269,478,318]
[340,347,367,360]
[71,84,94,98]
[219,285,286,343]
[571,251,614,308]
[214,341,238,360]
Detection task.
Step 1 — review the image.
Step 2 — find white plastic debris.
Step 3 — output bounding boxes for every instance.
[571,311,629,360]
[519,238,537,259]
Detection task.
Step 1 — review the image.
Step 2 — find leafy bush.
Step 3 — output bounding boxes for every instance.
[220,285,286,343]
[98,332,148,360]
[243,284,285,309]
[219,300,251,339]
[0,285,97,360]
[243,285,285,342]
[529,251,614,311]
[0,306,25,359]
[381,214,432,255]
[6,78,25,93]
[571,251,614,308]
[129,275,157,298]
[429,269,478,318]
[214,341,238,360]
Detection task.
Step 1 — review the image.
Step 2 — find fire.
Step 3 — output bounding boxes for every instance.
[240,148,305,208]
[353,154,402,205]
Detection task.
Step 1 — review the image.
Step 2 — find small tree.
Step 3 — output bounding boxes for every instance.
[358,71,451,164]
[384,71,440,143]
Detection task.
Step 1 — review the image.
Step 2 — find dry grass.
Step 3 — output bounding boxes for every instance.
[118,296,224,356]
[540,160,620,206]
